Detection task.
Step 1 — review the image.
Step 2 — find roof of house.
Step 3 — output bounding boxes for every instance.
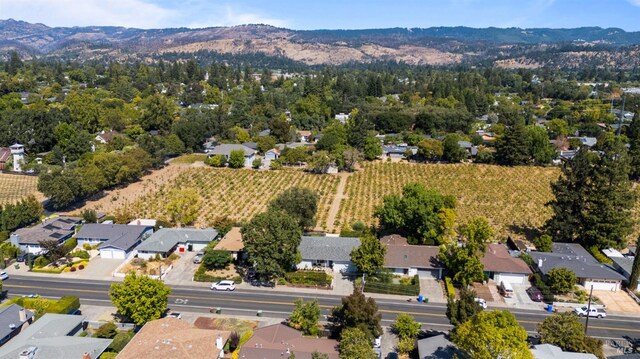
[530,243,626,281]
[611,256,634,277]
[0,305,34,340]
[117,317,230,359]
[242,141,258,150]
[266,148,281,155]
[297,130,312,137]
[94,224,151,251]
[136,228,219,253]
[381,235,442,269]
[481,244,532,275]
[213,227,243,252]
[95,130,119,143]
[0,313,111,359]
[128,219,157,227]
[531,344,597,359]
[239,324,339,359]
[0,147,10,163]
[210,144,255,157]
[298,236,360,262]
[258,129,271,137]
[417,334,464,359]
[76,223,151,242]
[11,217,82,245]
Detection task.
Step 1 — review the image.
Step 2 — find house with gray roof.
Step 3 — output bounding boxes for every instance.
[0,305,34,346]
[608,255,640,289]
[75,224,153,260]
[207,144,256,168]
[10,217,81,255]
[0,313,111,359]
[531,344,597,359]
[136,228,219,260]
[530,243,625,291]
[296,236,360,273]
[417,334,466,359]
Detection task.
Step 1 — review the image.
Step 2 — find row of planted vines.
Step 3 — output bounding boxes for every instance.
[0,173,41,204]
[118,168,340,229]
[336,162,562,234]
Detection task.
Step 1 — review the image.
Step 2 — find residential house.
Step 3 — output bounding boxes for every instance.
[202,137,218,153]
[136,228,219,260]
[241,142,258,151]
[239,324,339,359]
[0,313,111,359]
[382,144,418,160]
[94,130,119,144]
[381,235,443,279]
[335,112,350,124]
[0,305,34,346]
[257,129,271,137]
[457,141,478,157]
[75,224,153,260]
[297,130,313,143]
[568,136,597,148]
[604,248,640,288]
[417,334,466,359]
[117,317,230,359]
[296,236,360,273]
[187,103,218,110]
[128,219,157,227]
[0,147,10,171]
[264,148,281,161]
[213,227,244,260]
[612,109,635,122]
[481,244,532,285]
[10,217,82,254]
[530,243,625,291]
[530,344,597,359]
[207,144,256,168]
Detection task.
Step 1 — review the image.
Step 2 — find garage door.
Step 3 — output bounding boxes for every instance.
[584,280,619,291]
[495,273,526,285]
[417,269,439,279]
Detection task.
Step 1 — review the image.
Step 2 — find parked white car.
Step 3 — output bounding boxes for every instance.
[475,298,488,309]
[211,280,235,291]
[0,271,9,280]
[575,306,606,318]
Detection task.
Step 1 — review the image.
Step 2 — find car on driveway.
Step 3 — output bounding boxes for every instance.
[0,272,8,281]
[575,306,606,318]
[168,312,182,319]
[474,298,488,309]
[193,251,205,264]
[211,280,235,291]
[526,286,544,302]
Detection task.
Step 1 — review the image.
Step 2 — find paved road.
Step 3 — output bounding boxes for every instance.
[4,275,639,341]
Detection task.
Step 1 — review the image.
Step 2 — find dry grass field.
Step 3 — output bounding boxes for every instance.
[335,162,562,235]
[0,173,41,204]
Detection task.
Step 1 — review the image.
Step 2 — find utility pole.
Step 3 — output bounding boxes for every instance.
[584,285,594,335]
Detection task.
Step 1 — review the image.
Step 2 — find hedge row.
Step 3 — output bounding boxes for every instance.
[364,281,419,296]
[284,271,331,286]
[5,296,80,317]
[444,277,455,299]
[231,330,253,359]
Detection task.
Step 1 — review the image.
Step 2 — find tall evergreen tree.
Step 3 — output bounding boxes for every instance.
[628,114,640,180]
[495,120,531,166]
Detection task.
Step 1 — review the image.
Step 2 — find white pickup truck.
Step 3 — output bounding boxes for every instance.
[574,306,606,318]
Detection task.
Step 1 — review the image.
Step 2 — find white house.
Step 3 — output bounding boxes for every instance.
[481,243,532,285]
[381,235,443,279]
[208,144,256,168]
[296,236,360,273]
[136,228,219,260]
[76,224,153,260]
[10,217,81,254]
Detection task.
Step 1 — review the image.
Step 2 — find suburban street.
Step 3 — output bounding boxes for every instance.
[3,275,639,342]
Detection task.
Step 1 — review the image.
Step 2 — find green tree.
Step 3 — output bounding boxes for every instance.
[458,217,493,252]
[311,352,329,359]
[391,313,421,340]
[228,149,246,168]
[537,312,604,358]
[374,183,456,245]
[53,123,93,162]
[330,289,382,340]
[446,288,482,327]
[495,120,531,166]
[165,188,201,226]
[363,136,382,161]
[339,328,377,359]
[547,267,576,294]
[438,243,485,286]
[95,322,118,339]
[417,138,443,161]
[533,234,553,252]
[256,135,277,153]
[629,243,640,291]
[241,210,302,280]
[527,125,555,165]
[164,134,186,155]
[452,310,533,359]
[82,209,98,223]
[202,250,233,270]
[629,114,640,180]
[442,134,466,163]
[268,187,319,229]
[139,94,175,132]
[350,234,386,276]
[109,273,171,326]
[307,150,333,173]
[205,154,226,167]
[289,298,321,336]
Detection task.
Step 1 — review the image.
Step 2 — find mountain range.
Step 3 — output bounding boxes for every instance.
[2,18,640,68]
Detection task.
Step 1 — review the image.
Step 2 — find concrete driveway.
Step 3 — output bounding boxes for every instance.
[419,279,446,303]
[163,251,199,285]
[594,290,640,313]
[64,257,124,280]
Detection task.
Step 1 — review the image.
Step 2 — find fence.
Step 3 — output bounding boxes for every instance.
[85,321,136,331]
[625,288,640,305]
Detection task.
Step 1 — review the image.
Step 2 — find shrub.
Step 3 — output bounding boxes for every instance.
[202,250,233,270]
[78,264,85,270]
[34,256,50,268]
[83,243,92,250]
[445,277,455,299]
[95,322,118,339]
[64,237,78,252]
[70,267,76,272]
[588,246,613,265]
[284,271,331,287]
[69,250,90,259]
[109,332,134,352]
[99,353,118,359]
[228,331,241,352]
[547,267,577,294]
[532,273,555,302]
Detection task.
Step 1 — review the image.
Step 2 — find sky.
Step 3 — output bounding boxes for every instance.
[1,0,640,31]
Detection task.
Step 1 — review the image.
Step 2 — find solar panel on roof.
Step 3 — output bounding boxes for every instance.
[50,233,63,239]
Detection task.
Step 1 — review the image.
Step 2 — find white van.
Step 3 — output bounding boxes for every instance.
[499,281,514,298]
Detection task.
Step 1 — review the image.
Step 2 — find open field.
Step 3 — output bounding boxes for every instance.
[335,162,562,235]
[118,167,341,230]
[0,173,41,204]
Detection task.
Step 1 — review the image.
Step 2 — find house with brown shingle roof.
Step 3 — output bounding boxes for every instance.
[381,235,443,279]
[117,317,230,359]
[481,243,532,285]
[214,227,244,260]
[239,324,339,359]
[0,147,10,170]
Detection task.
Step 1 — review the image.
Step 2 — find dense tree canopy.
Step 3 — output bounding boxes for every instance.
[109,273,171,326]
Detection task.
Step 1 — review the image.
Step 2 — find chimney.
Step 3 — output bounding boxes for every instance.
[537,258,543,268]
[82,352,91,359]
[18,309,26,322]
[216,335,223,350]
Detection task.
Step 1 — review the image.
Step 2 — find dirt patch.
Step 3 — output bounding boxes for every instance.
[119,256,179,276]
[194,317,257,334]
[205,264,238,279]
